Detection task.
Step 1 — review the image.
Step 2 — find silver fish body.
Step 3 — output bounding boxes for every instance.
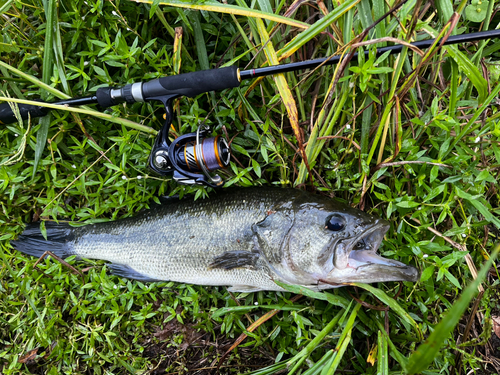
[12,188,419,292]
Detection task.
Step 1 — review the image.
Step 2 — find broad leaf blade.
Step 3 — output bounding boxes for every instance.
[34,0,56,177]
[255,18,304,157]
[132,0,310,29]
[446,45,487,103]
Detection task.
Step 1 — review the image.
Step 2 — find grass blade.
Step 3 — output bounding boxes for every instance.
[377,330,388,375]
[296,84,349,185]
[131,0,310,29]
[173,27,183,75]
[246,361,288,375]
[211,304,303,319]
[288,306,349,364]
[350,283,423,340]
[454,186,500,228]
[360,97,373,154]
[256,0,273,26]
[0,65,24,99]
[323,301,362,375]
[435,0,454,25]
[373,318,408,371]
[0,97,156,134]
[357,0,374,30]
[373,0,387,40]
[255,18,305,169]
[275,281,350,308]
[445,45,487,103]
[277,0,360,60]
[406,245,499,374]
[448,60,458,118]
[0,60,70,100]
[301,350,336,375]
[153,7,175,37]
[189,12,209,71]
[444,80,500,160]
[53,16,69,94]
[33,0,56,178]
[0,0,13,14]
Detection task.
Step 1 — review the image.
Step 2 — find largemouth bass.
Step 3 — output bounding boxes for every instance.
[12,188,419,292]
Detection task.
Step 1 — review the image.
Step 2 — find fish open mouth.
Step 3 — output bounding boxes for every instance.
[347,221,395,267]
[331,221,419,283]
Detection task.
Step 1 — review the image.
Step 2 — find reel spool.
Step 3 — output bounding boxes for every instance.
[176,132,230,178]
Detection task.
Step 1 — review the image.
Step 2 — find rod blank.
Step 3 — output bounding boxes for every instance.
[239,29,500,79]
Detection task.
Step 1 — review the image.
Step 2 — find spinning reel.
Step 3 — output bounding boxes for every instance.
[147,96,231,188]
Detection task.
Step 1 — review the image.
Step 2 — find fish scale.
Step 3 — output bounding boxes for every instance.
[12,188,419,292]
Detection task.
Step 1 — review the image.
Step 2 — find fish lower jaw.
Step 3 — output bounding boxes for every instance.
[347,250,414,271]
[324,263,420,284]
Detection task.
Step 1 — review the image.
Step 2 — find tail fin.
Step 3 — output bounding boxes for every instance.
[11,222,75,259]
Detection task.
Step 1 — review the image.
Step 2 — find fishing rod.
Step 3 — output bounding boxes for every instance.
[1,29,499,186]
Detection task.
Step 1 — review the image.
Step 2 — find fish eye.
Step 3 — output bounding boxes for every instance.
[325,214,346,231]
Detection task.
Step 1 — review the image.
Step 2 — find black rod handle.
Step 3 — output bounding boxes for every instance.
[0,101,49,125]
[142,66,241,99]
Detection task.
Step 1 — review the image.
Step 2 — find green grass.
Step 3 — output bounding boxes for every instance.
[1,0,500,373]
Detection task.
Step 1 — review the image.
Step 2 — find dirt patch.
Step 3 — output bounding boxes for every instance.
[143,309,274,374]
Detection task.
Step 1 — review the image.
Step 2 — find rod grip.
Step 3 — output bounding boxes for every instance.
[0,101,49,125]
[142,65,240,99]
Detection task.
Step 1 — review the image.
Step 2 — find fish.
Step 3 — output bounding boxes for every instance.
[11,188,419,292]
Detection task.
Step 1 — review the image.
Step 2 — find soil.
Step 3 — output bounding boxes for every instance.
[143,317,275,375]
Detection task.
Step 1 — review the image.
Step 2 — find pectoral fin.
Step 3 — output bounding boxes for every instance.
[209,250,259,270]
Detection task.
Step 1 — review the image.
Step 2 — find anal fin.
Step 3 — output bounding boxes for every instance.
[228,285,264,293]
[107,263,162,282]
